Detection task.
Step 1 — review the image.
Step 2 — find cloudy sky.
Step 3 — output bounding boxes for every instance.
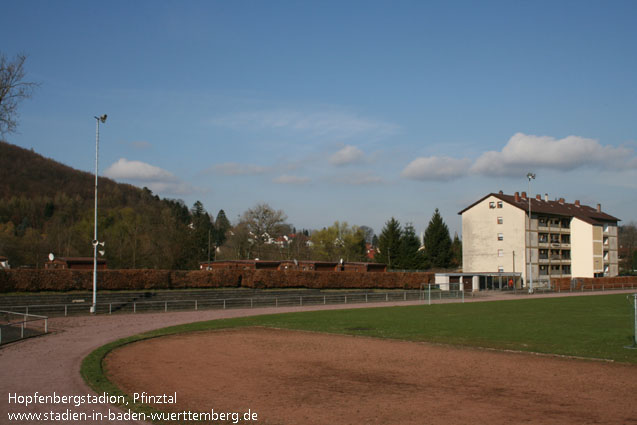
[2,0,636,237]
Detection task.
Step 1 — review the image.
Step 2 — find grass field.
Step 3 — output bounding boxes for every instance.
[81,293,637,423]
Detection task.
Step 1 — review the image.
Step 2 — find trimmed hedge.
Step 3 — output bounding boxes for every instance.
[551,276,637,291]
[0,269,434,293]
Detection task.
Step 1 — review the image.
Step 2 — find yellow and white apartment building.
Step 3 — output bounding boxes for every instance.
[459,191,619,287]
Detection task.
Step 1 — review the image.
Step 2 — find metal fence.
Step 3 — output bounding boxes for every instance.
[0,290,438,317]
[0,310,48,345]
[424,285,465,305]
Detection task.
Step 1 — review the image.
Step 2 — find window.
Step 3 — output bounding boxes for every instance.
[497,217,503,224]
[497,233,504,241]
[497,201,503,208]
[498,249,504,257]
[498,266,504,272]
[489,202,495,209]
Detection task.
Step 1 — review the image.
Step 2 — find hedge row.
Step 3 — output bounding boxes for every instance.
[0,269,434,293]
[551,276,637,291]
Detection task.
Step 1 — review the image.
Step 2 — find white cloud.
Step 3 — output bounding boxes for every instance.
[401,156,471,181]
[471,133,635,177]
[211,109,398,139]
[273,174,310,184]
[401,133,637,182]
[208,162,270,176]
[104,158,177,182]
[329,145,365,166]
[104,158,193,195]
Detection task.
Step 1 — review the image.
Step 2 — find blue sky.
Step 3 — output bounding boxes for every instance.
[2,0,636,237]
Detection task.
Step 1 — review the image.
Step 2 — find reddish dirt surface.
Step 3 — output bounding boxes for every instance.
[105,327,637,425]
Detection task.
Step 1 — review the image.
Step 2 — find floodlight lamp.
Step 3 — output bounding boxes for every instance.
[94,114,107,123]
[527,172,536,180]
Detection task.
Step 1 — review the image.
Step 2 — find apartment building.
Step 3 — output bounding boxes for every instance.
[459,191,619,288]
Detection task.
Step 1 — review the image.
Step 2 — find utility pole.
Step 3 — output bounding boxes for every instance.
[527,172,536,294]
[91,114,107,314]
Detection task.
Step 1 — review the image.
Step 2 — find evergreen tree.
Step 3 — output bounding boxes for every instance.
[214,209,231,247]
[398,223,424,270]
[450,232,462,268]
[423,208,452,269]
[377,217,402,268]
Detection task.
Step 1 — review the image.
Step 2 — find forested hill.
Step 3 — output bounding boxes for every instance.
[0,141,141,202]
[0,141,220,269]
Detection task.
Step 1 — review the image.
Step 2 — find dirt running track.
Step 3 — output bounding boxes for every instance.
[2,291,636,425]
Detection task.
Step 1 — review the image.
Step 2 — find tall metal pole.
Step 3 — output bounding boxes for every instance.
[527,172,536,294]
[91,115,106,314]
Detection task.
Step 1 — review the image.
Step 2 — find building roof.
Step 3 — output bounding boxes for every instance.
[458,192,620,225]
[50,257,106,264]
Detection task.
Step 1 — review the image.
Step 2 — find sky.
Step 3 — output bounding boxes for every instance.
[2,0,637,238]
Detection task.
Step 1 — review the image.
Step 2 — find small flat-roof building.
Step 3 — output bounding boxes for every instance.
[45,257,107,270]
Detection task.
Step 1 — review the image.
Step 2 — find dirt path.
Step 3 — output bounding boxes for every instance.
[106,327,637,425]
[1,290,635,424]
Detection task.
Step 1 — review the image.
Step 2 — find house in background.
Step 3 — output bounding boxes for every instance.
[459,191,619,289]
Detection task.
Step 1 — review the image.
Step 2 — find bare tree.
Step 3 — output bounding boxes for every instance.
[241,203,288,259]
[0,53,38,135]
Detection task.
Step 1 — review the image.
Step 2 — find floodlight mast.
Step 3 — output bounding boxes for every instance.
[91,114,107,314]
[527,172,536,294]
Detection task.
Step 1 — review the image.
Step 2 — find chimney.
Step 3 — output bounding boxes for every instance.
[514,192,520,202]
[559,198,565,204]
[597,203,601,212]
[498,190,503,195]
[544,193,548,202]
[521,191,527,199]
[575,200,580,207]
[536,194,541,200]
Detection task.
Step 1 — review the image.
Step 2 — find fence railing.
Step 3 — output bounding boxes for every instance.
[423,285,464,305]
[0,290,446,317]
[0,310,48,345]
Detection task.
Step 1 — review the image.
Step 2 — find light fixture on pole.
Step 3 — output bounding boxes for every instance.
[527,172,536,294]
[91,114,107,314]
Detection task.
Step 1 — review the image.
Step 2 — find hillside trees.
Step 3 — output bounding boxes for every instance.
[310,222,367,262]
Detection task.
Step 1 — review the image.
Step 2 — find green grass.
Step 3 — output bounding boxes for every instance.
[81,293,637,423]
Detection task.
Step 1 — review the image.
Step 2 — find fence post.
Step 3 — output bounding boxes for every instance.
[109,303,112,315]
[251,298,254,308]
[134,302,136,313]
[404,291,406,301]
[223,299,226,309]
[21,322,24,339]
[165,301,168,312]
[195,300,198,311]
[386,293,388,302]
[324,295,326,305]
[462,290,464,303]
[44,318,48,334]
[428,284,431,306]
[345,295,347,304]
[276,298,278,308]
[65,304,68,317]
[365,293,368,303]
[300,296,302,306]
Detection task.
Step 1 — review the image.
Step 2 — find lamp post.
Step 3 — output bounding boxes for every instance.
[527,172,536,294]
[91,114,107,314]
